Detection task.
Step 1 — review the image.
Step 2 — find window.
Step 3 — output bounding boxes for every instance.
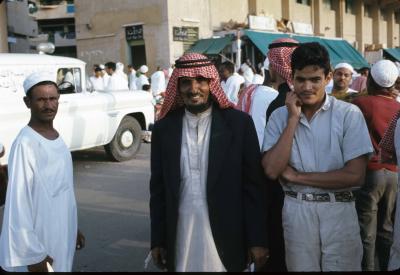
[345,0,355,15]
[323,0,334,11]
[57,68,82,94]
[296,0,311,6]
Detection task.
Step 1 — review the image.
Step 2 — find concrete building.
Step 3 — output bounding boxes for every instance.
[6,0,76,57]
[0,0,8,53]
[75,0,400,73]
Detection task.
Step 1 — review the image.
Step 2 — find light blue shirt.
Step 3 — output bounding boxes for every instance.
[262,95,373,193]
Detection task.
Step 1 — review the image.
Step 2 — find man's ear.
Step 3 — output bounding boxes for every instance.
[325,71,333,85]
[23,96,31,109]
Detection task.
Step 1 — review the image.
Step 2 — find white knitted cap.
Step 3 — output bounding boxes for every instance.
[139,65,149,74]
[23,72,57,94]
[371,60,398,88]
[334,63,354,74]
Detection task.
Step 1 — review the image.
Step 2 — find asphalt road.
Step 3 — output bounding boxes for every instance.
[0,143,158,272]
[71,143,158,272]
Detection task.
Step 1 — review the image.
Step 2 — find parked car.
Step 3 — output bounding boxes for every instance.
[0,53,155,165]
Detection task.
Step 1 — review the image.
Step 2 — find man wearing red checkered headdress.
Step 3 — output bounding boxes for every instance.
[150,53,269,272]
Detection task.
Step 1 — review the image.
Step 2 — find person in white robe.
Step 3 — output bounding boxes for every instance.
[220,62,245,105]
[100,64,110,88]
[89,67,105,91]
[136,65,150,90]
[128,64,137,91]
[116,62,128,81]
[151,68,166,99]
[240,62,255,88]
[105,62,129,91]
[0,72,84,272]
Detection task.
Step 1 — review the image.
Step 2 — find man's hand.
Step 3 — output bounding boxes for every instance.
[76,229,85,250]
[151,247,167,271]
[248,247,270,271]
[281,165,298,183]
[285,91,302,119]
[27,255,53,272]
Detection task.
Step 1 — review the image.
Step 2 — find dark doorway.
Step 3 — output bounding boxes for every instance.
[131,44,147,69]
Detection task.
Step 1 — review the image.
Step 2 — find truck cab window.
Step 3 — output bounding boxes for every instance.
[57,68,82,94]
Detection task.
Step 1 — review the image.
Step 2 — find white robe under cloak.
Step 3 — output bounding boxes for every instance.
[0,126,78,272]
[175,107,226,272]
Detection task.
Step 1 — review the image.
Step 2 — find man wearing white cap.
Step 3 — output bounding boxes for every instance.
[326,63,358,100]
[353,60,400,271]
[99,64,110,88]
[0,72,85,272]
[136,65,150,91]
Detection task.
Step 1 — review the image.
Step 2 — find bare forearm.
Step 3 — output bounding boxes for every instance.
[289,168,365,190]
[262,117,299,179]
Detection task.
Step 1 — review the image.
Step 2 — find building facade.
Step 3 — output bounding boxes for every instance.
[75,0,400,73]
[6,0,76,57]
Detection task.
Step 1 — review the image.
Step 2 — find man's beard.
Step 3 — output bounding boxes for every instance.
[185,96,212,114]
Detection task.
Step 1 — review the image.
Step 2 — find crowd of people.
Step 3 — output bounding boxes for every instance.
[1,40,400,272]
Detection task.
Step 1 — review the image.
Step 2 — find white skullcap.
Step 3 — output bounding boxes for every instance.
[99,64,105,70]
[139,65,149,74]
[23,72,57,94]
[334,63,354,74]
[371,60,398,88]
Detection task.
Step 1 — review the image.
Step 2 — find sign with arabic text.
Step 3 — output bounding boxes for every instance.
[125,25,143,41]
[173,27,199,42]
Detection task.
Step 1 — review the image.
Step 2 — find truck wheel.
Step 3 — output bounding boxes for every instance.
[105,116,142,162]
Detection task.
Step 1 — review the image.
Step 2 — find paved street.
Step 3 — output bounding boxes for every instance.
[0,143,157,272]
[71,143,157,272]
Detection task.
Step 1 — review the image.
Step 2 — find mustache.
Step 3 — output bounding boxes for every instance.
[42,108,56,113]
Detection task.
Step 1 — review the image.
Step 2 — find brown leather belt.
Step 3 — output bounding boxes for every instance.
[285,191,355,202]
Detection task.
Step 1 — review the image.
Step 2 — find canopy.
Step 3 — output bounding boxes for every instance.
[188,36,232,55]
[244,30,370,69]
[384,48,400,62]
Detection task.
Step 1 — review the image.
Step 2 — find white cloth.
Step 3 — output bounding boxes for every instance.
[89,76,104,91]
[0,126,77,272]
[129,71,137,91]
[241,64,254,88]
[136,74,150,91]
[150,71,166,97]
[102,73,110,88]
[175,107,226,272]
[389,118,400,271]
[106,73,129,91]
[221,73,245,105]
[116,62,128,81]
[238,86,278,148]
[252,74,264,85]
[325,86,358,94]
[283,196,363,271]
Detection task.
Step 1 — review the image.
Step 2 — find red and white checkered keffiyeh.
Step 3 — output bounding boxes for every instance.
[267,38,299,86]
[158,53,233,120]
[379,110,400,164]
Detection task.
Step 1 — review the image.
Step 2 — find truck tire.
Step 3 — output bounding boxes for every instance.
[105,116,142,162]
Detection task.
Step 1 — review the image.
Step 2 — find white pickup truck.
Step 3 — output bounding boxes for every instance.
[0,53,155,165]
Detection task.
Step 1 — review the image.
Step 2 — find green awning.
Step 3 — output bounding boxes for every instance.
[244,30,369,69]
[188,37,232,55]
[384,48,400,61]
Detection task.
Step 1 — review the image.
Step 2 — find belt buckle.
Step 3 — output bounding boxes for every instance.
[305,193,314,201]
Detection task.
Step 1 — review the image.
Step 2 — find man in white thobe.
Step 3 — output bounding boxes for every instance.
[151,68,166,100]
[0,72,84,272]
[128,64,137,91]
[105,62,129,91]
[219,62,245,105]
[136,65,150,91]
[89,67,105,91]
